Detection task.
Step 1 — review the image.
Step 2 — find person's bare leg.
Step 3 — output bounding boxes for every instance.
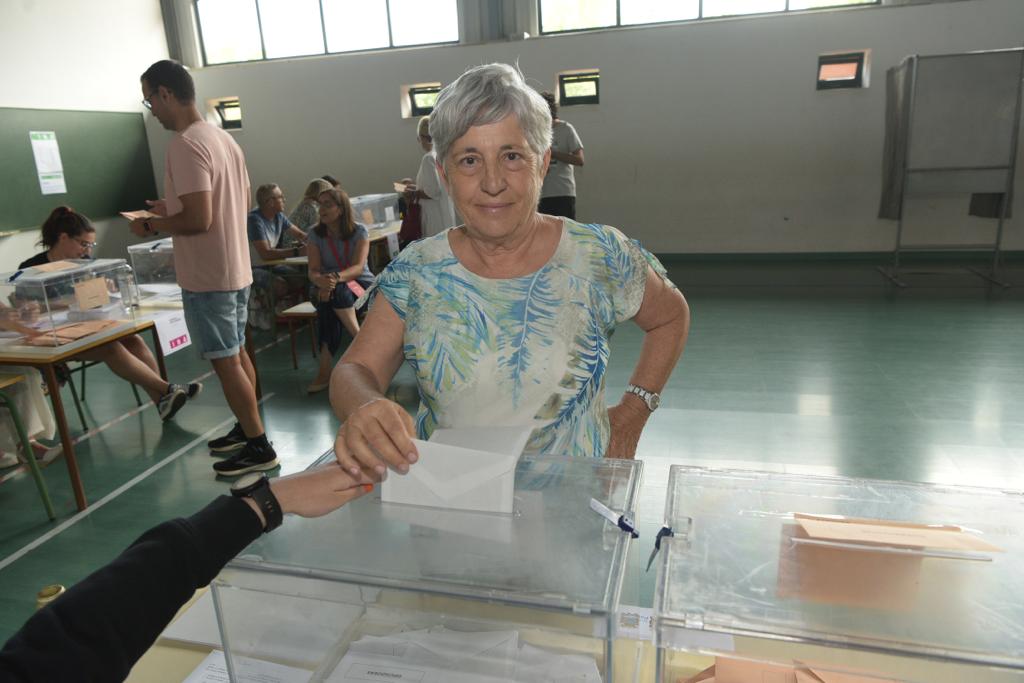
[311,343,334,387]
[210,352,263,438]
[80,343,167,402]
[120,333,160,374]
[335,307,360,338]
[239,344,257,391]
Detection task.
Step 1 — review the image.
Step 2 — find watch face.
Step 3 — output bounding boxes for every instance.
[231,472,263,493]
[649,393,661,410]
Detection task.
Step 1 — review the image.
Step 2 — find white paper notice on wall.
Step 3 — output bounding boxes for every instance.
[29,131,67,195]
[386,232,400,259]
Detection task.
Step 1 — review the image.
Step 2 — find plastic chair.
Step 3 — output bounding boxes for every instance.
[0,374,56,520]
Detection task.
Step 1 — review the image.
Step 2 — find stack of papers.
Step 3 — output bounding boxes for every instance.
[328,627,601,682]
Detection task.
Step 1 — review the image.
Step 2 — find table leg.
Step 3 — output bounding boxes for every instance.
[42,364,87,511]
[149,325,167,381]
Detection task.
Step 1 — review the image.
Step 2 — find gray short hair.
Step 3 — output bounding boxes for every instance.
[430,63,552,164]
[255,183,280,207]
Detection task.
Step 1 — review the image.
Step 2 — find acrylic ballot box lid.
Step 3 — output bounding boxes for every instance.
[127,237,173,254]
[3,257,128,284]
[653,466,1024,676]
[229,453,640,618]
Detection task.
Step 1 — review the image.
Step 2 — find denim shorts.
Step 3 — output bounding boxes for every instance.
[181,287,250,360]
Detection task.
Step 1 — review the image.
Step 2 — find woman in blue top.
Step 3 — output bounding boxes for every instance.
[305,188,374,393]
[329,63,690,470]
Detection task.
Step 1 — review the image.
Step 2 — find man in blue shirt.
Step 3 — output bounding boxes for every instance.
[247,183,309,328]
[248,183,308,264]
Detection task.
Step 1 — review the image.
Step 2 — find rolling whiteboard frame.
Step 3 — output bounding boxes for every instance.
[881,49,1024,287]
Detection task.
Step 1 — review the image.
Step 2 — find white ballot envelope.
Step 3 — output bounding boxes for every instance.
[381,427,532,514]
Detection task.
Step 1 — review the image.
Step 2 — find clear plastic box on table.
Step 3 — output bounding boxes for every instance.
[653,466,1024,683]
[350,193,399,229]
[0,258,136,348]
[127,237,176,286]
[213,453,641,682]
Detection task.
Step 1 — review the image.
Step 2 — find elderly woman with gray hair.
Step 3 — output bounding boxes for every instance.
[329,63,689,476]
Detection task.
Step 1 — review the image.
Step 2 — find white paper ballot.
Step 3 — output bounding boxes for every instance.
[382,427,532,514]
[328,628,600,683]
[183,649,310,683]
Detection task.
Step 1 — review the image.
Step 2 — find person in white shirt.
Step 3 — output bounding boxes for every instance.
[402,116,457,238]
[538,92,585,220]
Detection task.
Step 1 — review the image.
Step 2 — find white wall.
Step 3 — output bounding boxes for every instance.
[149,0,1023,253]
[0,0,169,272]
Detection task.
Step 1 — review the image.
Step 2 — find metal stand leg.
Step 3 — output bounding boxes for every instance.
[131,383,142,406]
[0,392,56,520]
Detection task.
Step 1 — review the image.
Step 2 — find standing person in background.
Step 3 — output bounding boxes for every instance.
[129,60,277,477]
[538,92,584,220]
[402,116,456,238]
[289,178,333,232]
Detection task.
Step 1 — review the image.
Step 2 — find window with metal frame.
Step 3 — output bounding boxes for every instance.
[558,72,600,106]
[214,98,243,129]
[539,0,879,35]
[817,52,866,90]
[193,0,459,66]
[408,86,442,117]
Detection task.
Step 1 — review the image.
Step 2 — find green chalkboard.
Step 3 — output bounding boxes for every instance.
[0,107,157,233]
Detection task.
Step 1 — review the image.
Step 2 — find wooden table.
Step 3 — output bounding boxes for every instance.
[0,319,166,511]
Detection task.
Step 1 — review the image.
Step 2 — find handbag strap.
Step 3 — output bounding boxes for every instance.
[324,232,351,271]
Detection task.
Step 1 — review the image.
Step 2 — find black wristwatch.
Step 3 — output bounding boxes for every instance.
[230,473,283,533]
[293,246,300,257]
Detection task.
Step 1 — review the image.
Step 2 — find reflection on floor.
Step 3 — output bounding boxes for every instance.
[1,258,1022,640]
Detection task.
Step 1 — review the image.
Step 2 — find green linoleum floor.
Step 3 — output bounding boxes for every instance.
[1,260,1024,643]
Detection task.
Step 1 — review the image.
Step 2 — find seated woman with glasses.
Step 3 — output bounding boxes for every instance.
[16,206,200,422]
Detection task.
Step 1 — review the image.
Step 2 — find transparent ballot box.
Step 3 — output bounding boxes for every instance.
[653,467,1024,683]
[213,453,641,682]
[127,237,176,287]
[350,192,399,229]
[0,258,136,347]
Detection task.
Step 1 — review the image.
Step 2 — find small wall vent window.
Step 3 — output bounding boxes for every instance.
[409,86,441,117]
[817,52,867,90]
[559,72,600,106]
[213,98,243,129]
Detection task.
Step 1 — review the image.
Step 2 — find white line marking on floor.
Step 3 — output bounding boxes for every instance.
[0,392,277,572]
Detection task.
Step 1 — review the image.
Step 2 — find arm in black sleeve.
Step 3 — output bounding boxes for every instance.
[0,496,264,683]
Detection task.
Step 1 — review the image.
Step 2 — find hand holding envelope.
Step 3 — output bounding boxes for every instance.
[334,395,418,478]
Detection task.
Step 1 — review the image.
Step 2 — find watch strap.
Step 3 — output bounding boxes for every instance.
[232,475,283,533]
[625,383,660,412]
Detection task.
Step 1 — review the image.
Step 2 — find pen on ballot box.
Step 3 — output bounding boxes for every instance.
[589,498,639,538]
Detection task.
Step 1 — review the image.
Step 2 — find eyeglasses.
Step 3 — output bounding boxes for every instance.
[75,238,97,250]
[141,97,152,110]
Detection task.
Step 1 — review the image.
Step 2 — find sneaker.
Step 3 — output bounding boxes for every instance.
[212,441,279,477]
[208,423,247,453]
[170,382,203,400]
[157,386,188,421]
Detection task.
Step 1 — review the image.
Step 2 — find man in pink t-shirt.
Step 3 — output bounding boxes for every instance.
[130,60,277,477]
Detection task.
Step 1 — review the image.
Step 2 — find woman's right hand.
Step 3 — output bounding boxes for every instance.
[334,397,418,477]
